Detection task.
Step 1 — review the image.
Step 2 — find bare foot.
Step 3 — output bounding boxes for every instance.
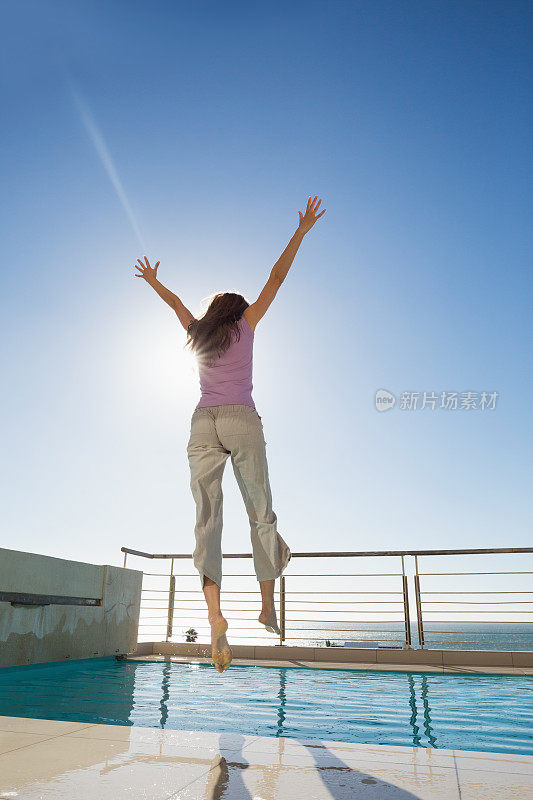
[258,608,280,635]
[209,613,232,672]
[217,639,232,672]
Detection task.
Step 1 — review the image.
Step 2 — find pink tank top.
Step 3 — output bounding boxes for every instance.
[195,315,256,409]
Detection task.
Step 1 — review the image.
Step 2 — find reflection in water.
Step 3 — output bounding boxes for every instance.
[420,674,437,748]
[407,674,422,747]
[275,668,287,738]
[159,662,171,728]
[407,673,437,749]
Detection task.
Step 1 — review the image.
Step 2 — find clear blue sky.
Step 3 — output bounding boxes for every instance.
[1,0,531,573]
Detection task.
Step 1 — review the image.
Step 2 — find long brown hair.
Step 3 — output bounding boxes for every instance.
[185,292,250,367]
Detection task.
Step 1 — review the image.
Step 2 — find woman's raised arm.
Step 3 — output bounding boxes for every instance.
[133,257,194,331]
[246,196,326,329]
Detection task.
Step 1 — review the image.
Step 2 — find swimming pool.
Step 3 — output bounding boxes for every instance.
[1,658,532,756]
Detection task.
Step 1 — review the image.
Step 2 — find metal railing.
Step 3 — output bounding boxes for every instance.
[122,547,533,650]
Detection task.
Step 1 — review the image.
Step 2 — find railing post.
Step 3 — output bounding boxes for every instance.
[414,555,425,649]
[401,555,411,648]
[279,575,286,645]
[166,558,175,643]
[123,551,127,568]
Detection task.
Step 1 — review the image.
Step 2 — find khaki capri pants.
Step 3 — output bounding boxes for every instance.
[187,404,291,589]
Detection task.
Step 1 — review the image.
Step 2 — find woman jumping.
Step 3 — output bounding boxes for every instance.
[133,196,326,672]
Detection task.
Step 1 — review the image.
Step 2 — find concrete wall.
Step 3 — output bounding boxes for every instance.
[0,547,143,668]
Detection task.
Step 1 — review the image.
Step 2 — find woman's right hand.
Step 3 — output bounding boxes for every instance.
[298,196,326,234]
[133,256,160,284]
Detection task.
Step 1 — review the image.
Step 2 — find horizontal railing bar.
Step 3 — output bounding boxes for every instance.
[278,619,401,624]
[182,628,401,634]
[175,627,277,632]
[143,589,404,595]
[164,600,402,614]
[158,621,411,628]
[140,615,533,630]
[419,601,533,605]
[141,605,279,610]
[143,606,404,623]
[142,599,405,605]
[141,595,262,600]
[142,573,173,577]
[168,618,273,623]
[421,591,533,594]
[167,573,266,578]
[172,590,277,595]
[140,600,405,609]
[265,573,403,578]
[285,616,405,621]
[149,603,279,609]
[161,636,398,641]
[423,640,533,645]
[253,636,394,641]
[143,573,404,578]
[156,636,293,641]
[285,625,405,630]
[122,546,533,559]
[420,617,533,621]
[142,600,275,604]
[418,630,533,635]
[420,572,533,576]
[142,606,271,611]
[274,601,406,606]
[143,607,405,615]
[420,609,533,614]
[285,589,402,594]
[167,588,402,593]
[142,577,531,584]
[284,596,403,600]
[285,619,404,623]
[163,624,408,632]
[165,615,405,623]
[144,591,404,596]
[174,574,402,578]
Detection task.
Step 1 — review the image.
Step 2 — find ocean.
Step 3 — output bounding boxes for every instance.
[281,621,533,650]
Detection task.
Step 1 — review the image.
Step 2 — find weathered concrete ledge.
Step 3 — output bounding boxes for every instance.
[0,547,143,668]
[129,641,533,671]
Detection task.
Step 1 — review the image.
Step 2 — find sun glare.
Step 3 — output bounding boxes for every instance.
[114,316,200,420]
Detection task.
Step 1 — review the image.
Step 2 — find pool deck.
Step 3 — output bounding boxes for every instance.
[0,712,532,799]
[131,641,533,675]
[127,652,533,675]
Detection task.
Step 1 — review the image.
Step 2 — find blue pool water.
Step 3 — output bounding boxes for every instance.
[1,658,532,756]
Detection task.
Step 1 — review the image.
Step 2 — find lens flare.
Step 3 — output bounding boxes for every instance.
[66,75,146,251]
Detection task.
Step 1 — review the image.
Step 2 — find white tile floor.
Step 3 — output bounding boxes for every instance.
[0,715,531,799]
